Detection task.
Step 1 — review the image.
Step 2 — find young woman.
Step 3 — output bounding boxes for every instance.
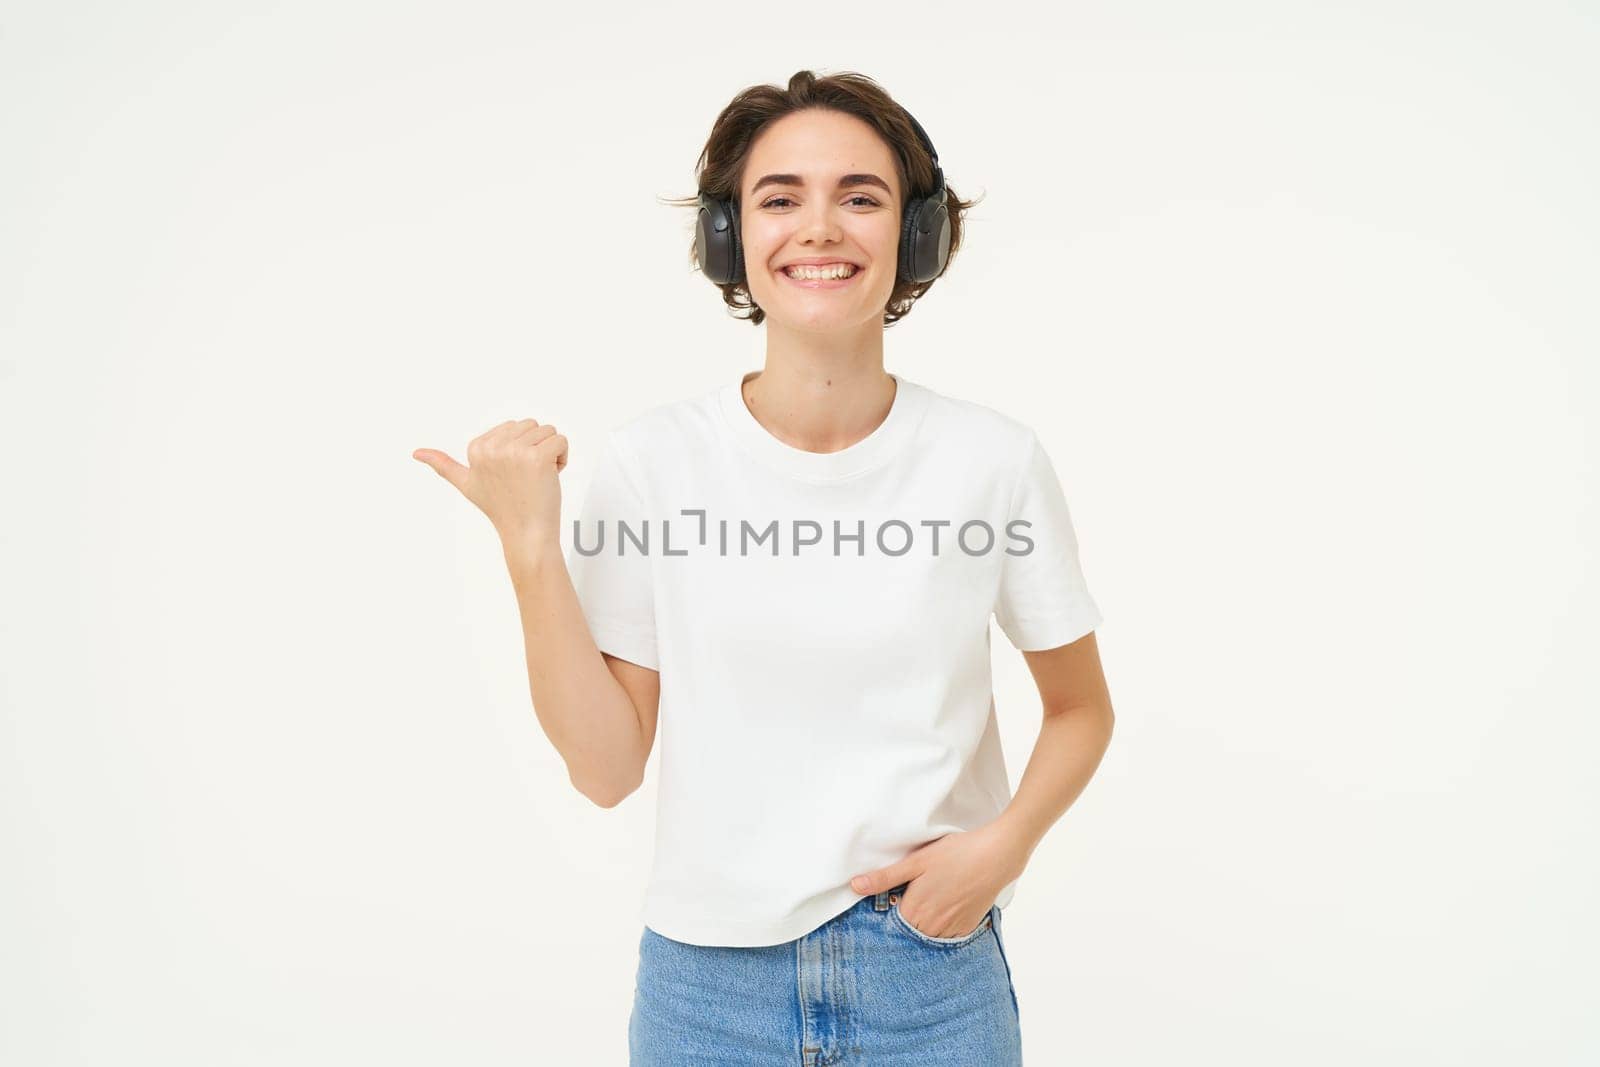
[414,69,1114,1066]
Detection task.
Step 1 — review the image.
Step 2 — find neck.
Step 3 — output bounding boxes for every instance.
[743,323,894,455]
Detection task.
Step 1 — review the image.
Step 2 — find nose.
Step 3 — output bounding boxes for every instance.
[797,201,844,245]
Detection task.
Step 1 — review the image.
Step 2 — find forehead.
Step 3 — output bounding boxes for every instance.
[743,110,899,194]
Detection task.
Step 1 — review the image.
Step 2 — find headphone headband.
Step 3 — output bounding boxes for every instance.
[900,108,945,199]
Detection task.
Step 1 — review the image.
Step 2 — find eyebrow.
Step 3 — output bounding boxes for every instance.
[748,173,893,197]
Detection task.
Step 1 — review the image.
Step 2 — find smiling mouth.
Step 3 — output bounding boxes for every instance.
[778,263,863,287]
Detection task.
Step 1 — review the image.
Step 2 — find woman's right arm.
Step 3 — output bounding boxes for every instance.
[413,418,656,808]
[502,539,659,807]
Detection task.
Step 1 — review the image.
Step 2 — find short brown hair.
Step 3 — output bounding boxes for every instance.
[662,69,981,328]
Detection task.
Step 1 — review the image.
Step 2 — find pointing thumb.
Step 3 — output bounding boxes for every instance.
[413,448,469,490]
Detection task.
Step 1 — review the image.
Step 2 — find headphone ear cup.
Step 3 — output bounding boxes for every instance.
[899,187,952,285]
[898,196,925,284]
[920,196,951,282]
[696,194,745,286]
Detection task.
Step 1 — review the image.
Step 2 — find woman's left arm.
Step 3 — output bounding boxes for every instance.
[989,630,1115,868]
[850,630,1113,937]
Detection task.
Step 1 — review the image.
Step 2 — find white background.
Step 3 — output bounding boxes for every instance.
[3,2,1595,1063]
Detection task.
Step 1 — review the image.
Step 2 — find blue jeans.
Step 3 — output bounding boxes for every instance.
[629,881,1022,1065]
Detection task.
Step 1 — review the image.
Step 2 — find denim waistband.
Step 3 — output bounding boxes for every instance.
[869,880,913,911]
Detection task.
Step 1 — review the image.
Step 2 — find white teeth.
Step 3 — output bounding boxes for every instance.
[784,263,857,280]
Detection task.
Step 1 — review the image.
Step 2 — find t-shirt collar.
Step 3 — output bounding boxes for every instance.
[717,370,929,483]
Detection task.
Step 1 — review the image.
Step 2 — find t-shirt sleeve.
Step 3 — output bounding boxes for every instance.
[992,430,1103,651]
[562,430,660,670]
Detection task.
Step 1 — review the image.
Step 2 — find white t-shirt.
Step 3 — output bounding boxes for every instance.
[562,371,1102,947]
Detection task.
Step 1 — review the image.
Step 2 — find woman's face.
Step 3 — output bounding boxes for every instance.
[737,109,904,333]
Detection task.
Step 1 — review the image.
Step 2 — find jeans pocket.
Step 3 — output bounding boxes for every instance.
[890,899,995,948]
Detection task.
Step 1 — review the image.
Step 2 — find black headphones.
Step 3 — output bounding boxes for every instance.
[695,106,951,288]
